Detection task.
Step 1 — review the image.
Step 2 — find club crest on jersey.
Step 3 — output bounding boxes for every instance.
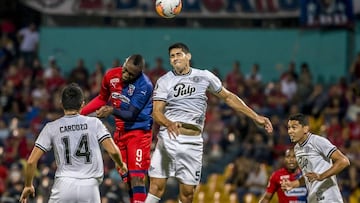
[110,78,120,88]
[128,84,135,96]
[174,83,195,97]
[192,76,201,83]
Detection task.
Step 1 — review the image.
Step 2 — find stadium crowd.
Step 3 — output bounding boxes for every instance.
[0,18,360,203]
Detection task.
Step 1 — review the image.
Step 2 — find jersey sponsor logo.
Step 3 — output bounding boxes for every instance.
[110,78,120,88]
[173,83,196,97]
[128,84,135,96]
[285,187,307,196]
[111,92,130,104]
[60,123,88,133]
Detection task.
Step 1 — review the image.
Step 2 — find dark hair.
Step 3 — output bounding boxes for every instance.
[288,113,308,126]
[128,54,145,70]
[168,42,190,54]
[61,83,84,110]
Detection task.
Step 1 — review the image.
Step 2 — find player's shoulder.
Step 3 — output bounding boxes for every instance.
[273,167,287,176]
[105,66,122,76]
[138,73,153,88]
[156,71,175,83]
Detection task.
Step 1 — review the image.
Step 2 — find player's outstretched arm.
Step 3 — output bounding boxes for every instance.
[214,87,273,134]
[20,147,45,202]
[101,138,127,173]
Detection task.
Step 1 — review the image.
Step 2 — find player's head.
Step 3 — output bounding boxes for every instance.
[168,42,192,75]
[61,83,84,111]
[287,113,309,144]
[122,54,145,83]
[284,148,298,172]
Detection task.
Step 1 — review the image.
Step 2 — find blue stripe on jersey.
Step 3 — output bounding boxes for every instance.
[121,73,153,131]
[35,143,48,152]
[133,186,147,194]
[98,134,111,143]
[129,169,148,174]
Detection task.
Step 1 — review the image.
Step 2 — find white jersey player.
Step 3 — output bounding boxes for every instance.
[145,42,273,203]
[282,113,350,203]
[20,83,127,203]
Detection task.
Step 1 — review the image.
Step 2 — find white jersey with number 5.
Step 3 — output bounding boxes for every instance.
[294,133,344,203]
[153,68,222,132]
[35,114,111,179]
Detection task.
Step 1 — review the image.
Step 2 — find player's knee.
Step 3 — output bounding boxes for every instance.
[149,181,166,195]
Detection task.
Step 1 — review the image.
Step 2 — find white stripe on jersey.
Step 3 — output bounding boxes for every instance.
[153,68,222,132]
[294,133,343,202]
[36,114,111,179]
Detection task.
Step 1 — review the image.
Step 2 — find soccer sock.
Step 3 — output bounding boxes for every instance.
[144,193,161,203]
[132,186,147,203]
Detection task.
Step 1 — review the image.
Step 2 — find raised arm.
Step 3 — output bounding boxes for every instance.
[214,87,273,134]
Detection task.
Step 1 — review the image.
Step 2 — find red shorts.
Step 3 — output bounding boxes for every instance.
[114,129,152,181]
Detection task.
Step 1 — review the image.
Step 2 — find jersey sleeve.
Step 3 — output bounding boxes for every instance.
[98,71,111,101]
[314,135,337,158]
[266,172,279,194]
[35,124,53,152]
[204,70,222,93]
[153,77,168,101]
[95,118,111,143]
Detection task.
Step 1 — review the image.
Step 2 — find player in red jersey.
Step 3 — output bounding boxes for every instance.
[259,148,307,203]
[81,54,153,203]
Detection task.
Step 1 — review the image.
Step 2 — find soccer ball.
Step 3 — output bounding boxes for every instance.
[155,0,182,18]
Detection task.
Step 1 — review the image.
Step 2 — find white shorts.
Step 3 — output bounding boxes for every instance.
[148,130,203,185]
[49,177,102,203]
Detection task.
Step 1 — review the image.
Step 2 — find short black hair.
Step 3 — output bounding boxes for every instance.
[288,113,308,126]
[61,83,84,111]
[168,42,190,54]
[127,54,145,70]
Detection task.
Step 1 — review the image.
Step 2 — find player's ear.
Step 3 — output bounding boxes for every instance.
[303,125,309,133]
[186,53,192,61]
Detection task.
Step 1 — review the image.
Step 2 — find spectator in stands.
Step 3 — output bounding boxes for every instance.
[148,57,166,85]
[245,63,262,87]
[225,60,243,94]
[17,22,39,66]
[68,58,89,89]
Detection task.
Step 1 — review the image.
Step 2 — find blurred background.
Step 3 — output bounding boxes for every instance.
[0,0,360,202]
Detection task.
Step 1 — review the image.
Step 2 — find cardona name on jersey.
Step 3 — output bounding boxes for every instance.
[60,123,88,133]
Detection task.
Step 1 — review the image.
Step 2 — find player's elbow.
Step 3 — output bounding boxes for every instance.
[341,156,351,168]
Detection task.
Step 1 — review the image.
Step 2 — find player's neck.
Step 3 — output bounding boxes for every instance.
[174,67,190,75]
[64,110,79,115]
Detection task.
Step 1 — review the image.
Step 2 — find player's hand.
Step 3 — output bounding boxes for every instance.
[305,172,321,182]
[280,179,293,191]
[117,163,129,182]
[118,162,128,174]
[19,186,35,203]
[166,121,181,139]
[255,116,273,134]
[96,106,113,118]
